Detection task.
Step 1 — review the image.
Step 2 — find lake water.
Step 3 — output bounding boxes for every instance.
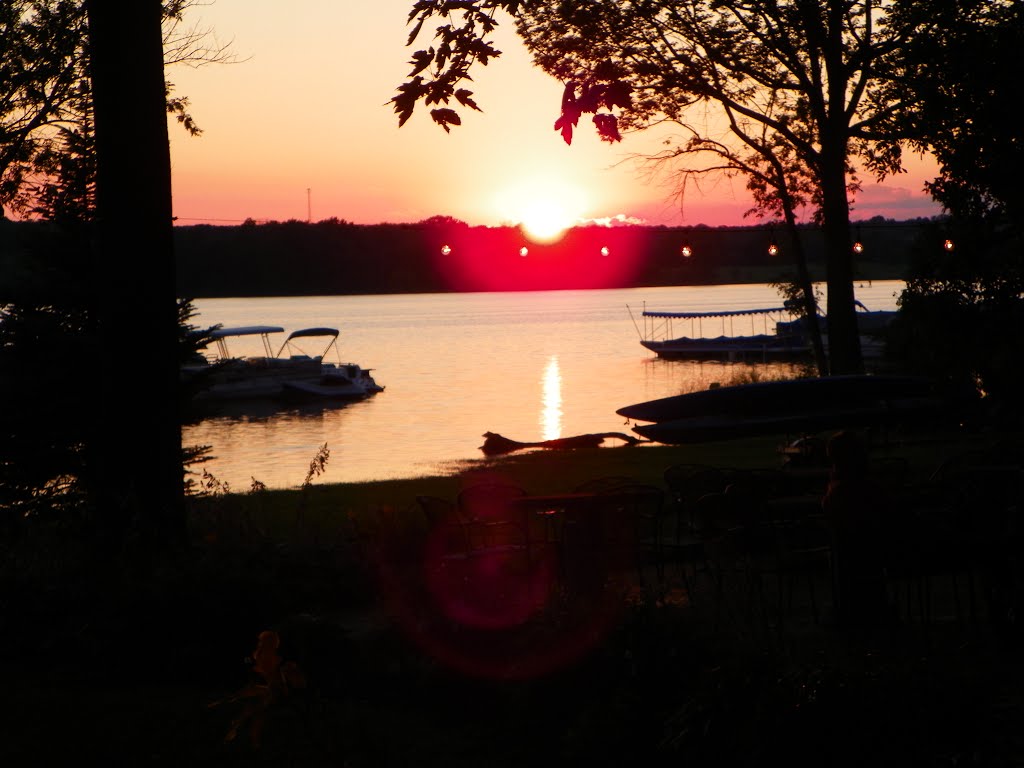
[183,281,904,489]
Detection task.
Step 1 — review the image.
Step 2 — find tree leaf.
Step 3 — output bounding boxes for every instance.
[554,114,574,145]
[455,88,480,111]
[391,76,427,126]
[431,107,462,132]
[408,49,433,77]
[603,80,633,111]
[406,16,426,45]
[560,81,577,110]
[593,112,622,143]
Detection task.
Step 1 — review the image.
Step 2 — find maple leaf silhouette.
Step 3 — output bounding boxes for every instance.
[407,49,433,77]
[554,113,575,145]
[554,82,581,144]
[391,76,427,127]
[431,107,462,132]
[455,88,480,111]
[593,113,622,143]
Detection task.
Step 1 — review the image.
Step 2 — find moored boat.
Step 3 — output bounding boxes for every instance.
[633,300,897,361]
[183,325,383,403]
[275,327,384,401]
[633,304,810,360]
[280,363,385,400]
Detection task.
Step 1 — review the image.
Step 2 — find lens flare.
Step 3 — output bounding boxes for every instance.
[494,176,587,243]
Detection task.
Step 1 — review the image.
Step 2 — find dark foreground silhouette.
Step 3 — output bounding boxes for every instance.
[5,431,1024,766]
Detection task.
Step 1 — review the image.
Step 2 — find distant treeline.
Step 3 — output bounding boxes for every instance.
[2,215,936,298]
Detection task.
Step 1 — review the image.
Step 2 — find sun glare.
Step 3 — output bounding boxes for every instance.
[519,199,575,242]
[494,177,587,243]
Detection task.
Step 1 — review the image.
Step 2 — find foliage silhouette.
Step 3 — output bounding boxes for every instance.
[394,1,986,376]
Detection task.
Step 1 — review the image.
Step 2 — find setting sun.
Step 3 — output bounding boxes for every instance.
[494,176,587,243]
[519,198,576,242]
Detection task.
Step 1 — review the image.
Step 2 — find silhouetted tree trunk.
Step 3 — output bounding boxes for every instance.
[781,207,829,377]
[85,0,185,548]
[819,1,862,375]
[820,128,862,375]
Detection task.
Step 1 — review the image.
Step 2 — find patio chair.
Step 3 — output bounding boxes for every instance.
[564,480,666,598]
[456,480,532,555]
[416,494,470,558]
[663,464,730,540]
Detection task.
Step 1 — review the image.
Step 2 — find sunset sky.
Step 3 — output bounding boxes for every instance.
[166,0,943,232]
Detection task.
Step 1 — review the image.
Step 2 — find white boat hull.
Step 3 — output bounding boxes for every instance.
[280,366,385,400]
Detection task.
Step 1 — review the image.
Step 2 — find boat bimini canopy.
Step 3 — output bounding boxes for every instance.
[283,327,339,341]
[641,306,789,319]
[209,325,286,338]
[208,325,285,359]
[637,305,797,343]
[277,327,341,361]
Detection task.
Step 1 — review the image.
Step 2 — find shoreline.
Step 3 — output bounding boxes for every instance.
[217,423,1008,533]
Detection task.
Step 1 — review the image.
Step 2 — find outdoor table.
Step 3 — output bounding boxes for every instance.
[514,489,663,537]
[512,488,665,587]
[514,492,614,545]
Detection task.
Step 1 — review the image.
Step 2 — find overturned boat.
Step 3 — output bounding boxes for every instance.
[617,374,966,444]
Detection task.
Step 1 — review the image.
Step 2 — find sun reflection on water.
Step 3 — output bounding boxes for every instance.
[541,354,562,441]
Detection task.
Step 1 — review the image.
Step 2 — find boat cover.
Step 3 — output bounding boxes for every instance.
[642,306,789,319]
[286,327,340,340]
[209,325,285,339]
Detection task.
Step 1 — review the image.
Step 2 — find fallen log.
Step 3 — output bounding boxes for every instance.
[480,431,646,456]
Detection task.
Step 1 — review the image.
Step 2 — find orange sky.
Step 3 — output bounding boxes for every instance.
[166,1,942,230]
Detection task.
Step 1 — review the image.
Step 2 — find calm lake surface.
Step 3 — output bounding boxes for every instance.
[184,281,904,489]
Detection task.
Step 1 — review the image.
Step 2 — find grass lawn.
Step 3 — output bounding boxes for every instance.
[6,424,1024,766]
